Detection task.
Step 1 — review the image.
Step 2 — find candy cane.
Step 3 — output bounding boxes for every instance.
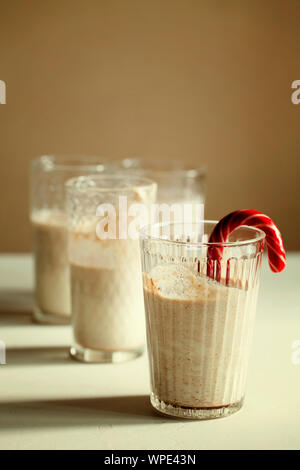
[207,210,286,280]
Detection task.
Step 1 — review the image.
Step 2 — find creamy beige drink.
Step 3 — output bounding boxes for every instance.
[30,155,118,324]
[143,264,258,414]
[140,220,264,419]
[70,232,145,354]
[31,209,71,323]
[66,174,156,362]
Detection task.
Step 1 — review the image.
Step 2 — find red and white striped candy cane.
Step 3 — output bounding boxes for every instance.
[207,210,286,280]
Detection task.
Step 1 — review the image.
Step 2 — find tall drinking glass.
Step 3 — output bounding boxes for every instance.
[66,174,157,363]
[30,155,116,324]
[140,221,265,419]
[128,158,206,222]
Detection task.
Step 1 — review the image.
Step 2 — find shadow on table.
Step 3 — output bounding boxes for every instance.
[0,395,164,428]
[0,289,33,325]
[6,346,73,366]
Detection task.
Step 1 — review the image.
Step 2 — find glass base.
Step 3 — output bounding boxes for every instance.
[150,393,244,420]
[33,306,71,325]
[70,343,144,363]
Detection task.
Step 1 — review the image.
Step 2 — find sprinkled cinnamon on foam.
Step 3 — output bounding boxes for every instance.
[143,264,232,301]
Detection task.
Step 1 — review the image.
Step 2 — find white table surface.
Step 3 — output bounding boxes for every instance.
[0,253,299,450]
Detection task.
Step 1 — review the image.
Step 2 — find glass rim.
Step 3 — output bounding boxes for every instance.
[142,168,206,179]
[122,157,206,178]
[31,154,111,172]
[65,173,157,193]
[139,221,266,248]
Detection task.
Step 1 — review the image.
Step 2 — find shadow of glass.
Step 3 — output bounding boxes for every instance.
[0,395,163,429]
[0,289,34,325]
[0,311,33,326]
[6,346,73,366]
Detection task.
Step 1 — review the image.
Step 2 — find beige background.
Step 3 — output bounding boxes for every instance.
[0,0,299,252]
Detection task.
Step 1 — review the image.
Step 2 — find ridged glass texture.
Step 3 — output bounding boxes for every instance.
[140,222,265,419]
